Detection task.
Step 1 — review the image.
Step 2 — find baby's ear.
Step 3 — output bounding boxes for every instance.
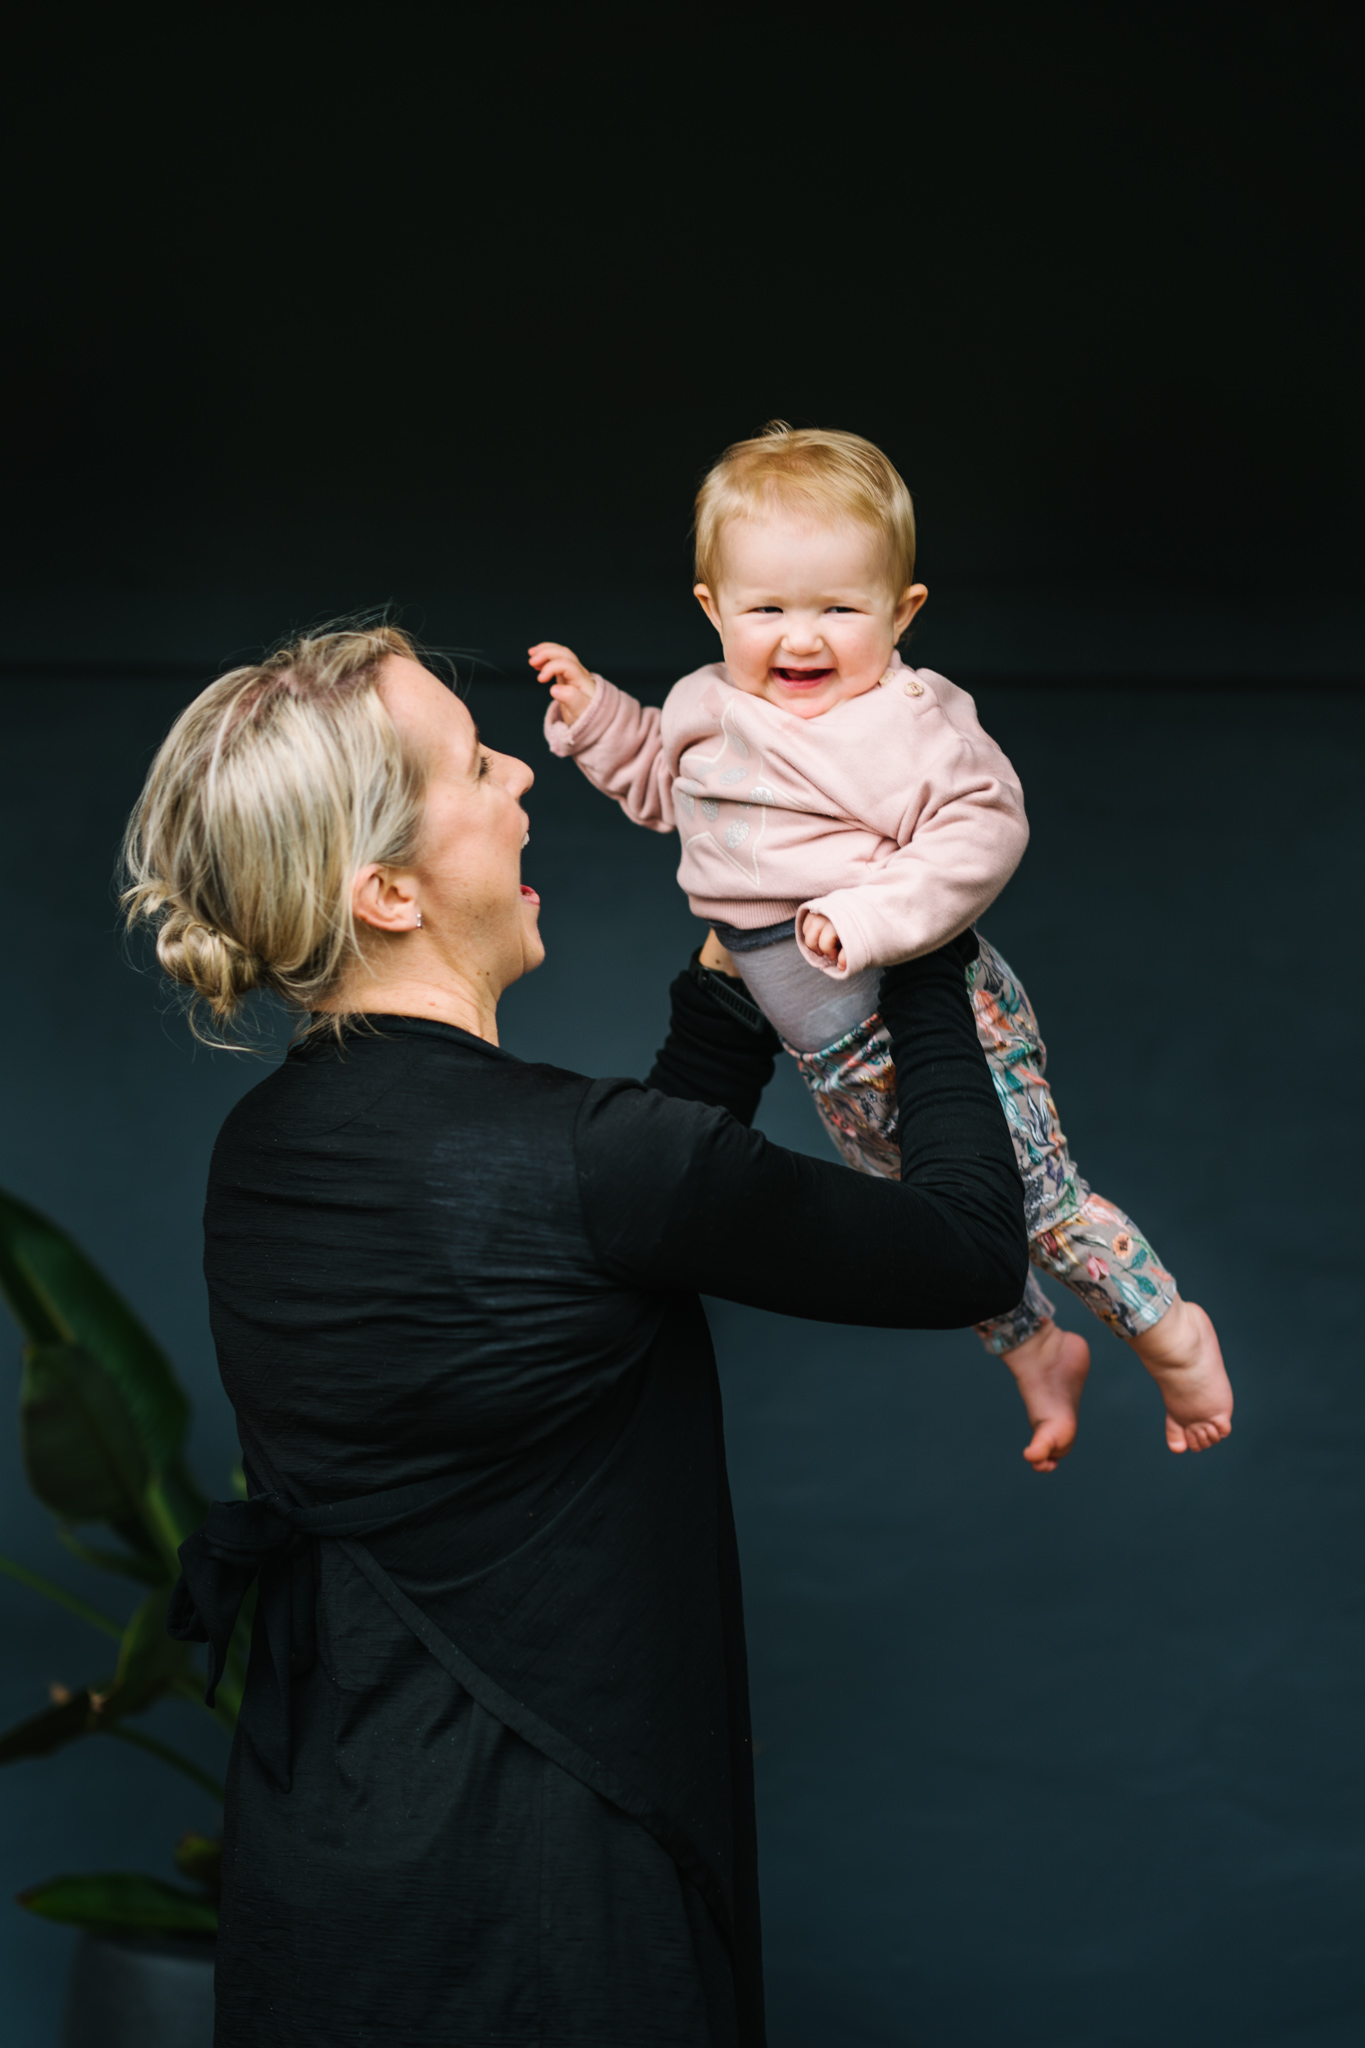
[895,583,929,639]
[693,584,723,634]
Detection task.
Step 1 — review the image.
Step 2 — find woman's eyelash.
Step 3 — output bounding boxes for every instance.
[479,754,492,778]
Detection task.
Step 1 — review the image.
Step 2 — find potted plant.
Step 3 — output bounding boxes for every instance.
[0,1186,249,2047]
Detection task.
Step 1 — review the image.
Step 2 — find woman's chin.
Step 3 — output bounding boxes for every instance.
[518,888,546,974]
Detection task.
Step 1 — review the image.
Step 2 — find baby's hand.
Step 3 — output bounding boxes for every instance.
[801,911,848,973]
[528,642,598,727]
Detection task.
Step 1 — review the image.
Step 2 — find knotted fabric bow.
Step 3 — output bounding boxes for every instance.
[169,1476,462,1789]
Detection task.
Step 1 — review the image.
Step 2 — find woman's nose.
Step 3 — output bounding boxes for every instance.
[503,752,535,797]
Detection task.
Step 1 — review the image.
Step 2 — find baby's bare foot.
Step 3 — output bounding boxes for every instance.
[1001,1320,1091,1473]
[1130,1297,1233,1453]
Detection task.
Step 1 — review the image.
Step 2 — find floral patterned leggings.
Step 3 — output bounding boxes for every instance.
[788,935,1178,1354]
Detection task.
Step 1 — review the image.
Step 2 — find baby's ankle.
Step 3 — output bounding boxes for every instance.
[1131,1296,1199,1374]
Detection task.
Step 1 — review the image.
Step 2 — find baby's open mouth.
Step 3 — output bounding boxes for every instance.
[772,667,835,686]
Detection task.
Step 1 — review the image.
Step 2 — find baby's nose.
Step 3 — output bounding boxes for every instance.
[783,620,824,650]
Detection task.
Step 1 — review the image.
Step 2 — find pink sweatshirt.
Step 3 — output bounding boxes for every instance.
[544,651,1029,979]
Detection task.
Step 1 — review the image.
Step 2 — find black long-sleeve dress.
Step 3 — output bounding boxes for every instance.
[186,941,1024,2048]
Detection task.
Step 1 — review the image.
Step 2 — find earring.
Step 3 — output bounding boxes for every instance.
[415,910,423,930]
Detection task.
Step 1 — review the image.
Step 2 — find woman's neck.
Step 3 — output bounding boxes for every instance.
[324,963,502,1044]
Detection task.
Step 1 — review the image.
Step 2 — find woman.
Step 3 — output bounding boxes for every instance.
[123,624,1025,2047]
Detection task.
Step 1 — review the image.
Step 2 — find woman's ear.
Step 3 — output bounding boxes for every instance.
[693,584,723,635]
[352,863,421,935]
[894,583,929,639]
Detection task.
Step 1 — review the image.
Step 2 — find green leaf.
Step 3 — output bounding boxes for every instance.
[18,1871,218,1935]
[56,1525,167,1588]
[148,1457,211,1554]
[19,1342,151,1526]
[110,1587,196,1719]
[0,1686,108,1764]
[173,1832,222,1895]
[0,1189,190,1475]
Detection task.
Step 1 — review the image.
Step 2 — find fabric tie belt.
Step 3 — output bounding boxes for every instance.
[169,1473,463,1789]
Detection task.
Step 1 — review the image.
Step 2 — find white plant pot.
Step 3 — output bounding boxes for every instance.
[61,1932,215,2048]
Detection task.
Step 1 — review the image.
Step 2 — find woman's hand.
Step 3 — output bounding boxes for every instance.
[528,642,598,727]
[800,910,848,973]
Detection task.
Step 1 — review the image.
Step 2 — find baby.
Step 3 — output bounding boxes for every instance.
[530,423,1232,1470]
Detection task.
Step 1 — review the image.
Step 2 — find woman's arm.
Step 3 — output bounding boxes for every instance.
[576,936,1027,1331]
[644,946,780,1128]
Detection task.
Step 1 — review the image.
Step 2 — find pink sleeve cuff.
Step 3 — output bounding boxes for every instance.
[794,894,895,980]
[543,675,615,757]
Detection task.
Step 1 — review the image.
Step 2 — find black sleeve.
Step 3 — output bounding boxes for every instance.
[643,953,781,1128]
[576,937,1028,1331]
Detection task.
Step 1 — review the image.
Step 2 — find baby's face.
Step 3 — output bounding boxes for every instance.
[695,512,926,721]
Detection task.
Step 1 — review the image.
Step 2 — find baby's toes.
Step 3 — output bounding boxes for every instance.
[1023,1418,1074,1473]
[1165,1413,1190,1454]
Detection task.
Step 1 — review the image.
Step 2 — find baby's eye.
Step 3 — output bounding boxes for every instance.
[826,605,859,614]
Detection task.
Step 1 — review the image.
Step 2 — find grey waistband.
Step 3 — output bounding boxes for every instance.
[711,917,798,954]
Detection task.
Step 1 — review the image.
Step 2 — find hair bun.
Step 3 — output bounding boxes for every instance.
[155,911,264,1017]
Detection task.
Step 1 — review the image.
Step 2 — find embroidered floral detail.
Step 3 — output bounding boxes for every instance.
[1112,1231,1134,1261]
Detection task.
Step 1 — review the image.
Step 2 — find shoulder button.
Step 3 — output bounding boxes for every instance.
[903,674,924,697]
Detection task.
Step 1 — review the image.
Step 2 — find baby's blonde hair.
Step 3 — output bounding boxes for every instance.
[694,422,917,593]
[121,622,428,1044]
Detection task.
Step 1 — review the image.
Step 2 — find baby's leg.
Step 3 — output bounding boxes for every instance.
[964,941,1095,1469]
[977,1279,1092,1473]
[971,938,1231,1455]
[1031,1195,1231,1452]
[788,1006,1088,1473]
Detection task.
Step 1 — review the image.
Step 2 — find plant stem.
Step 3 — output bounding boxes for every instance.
[142,1479,190,1583]
[105,1724,226,1804]
[171,1674,237,1736]
[0,1552,124,1641]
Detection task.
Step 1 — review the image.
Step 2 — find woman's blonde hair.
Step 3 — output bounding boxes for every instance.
[694,421,917,594]
[121,622,429,1044]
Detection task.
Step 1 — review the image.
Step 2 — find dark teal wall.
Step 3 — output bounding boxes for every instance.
[2,673,1362,2044]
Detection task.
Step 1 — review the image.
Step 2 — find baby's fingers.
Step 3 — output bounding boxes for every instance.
[534,655,586,690]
